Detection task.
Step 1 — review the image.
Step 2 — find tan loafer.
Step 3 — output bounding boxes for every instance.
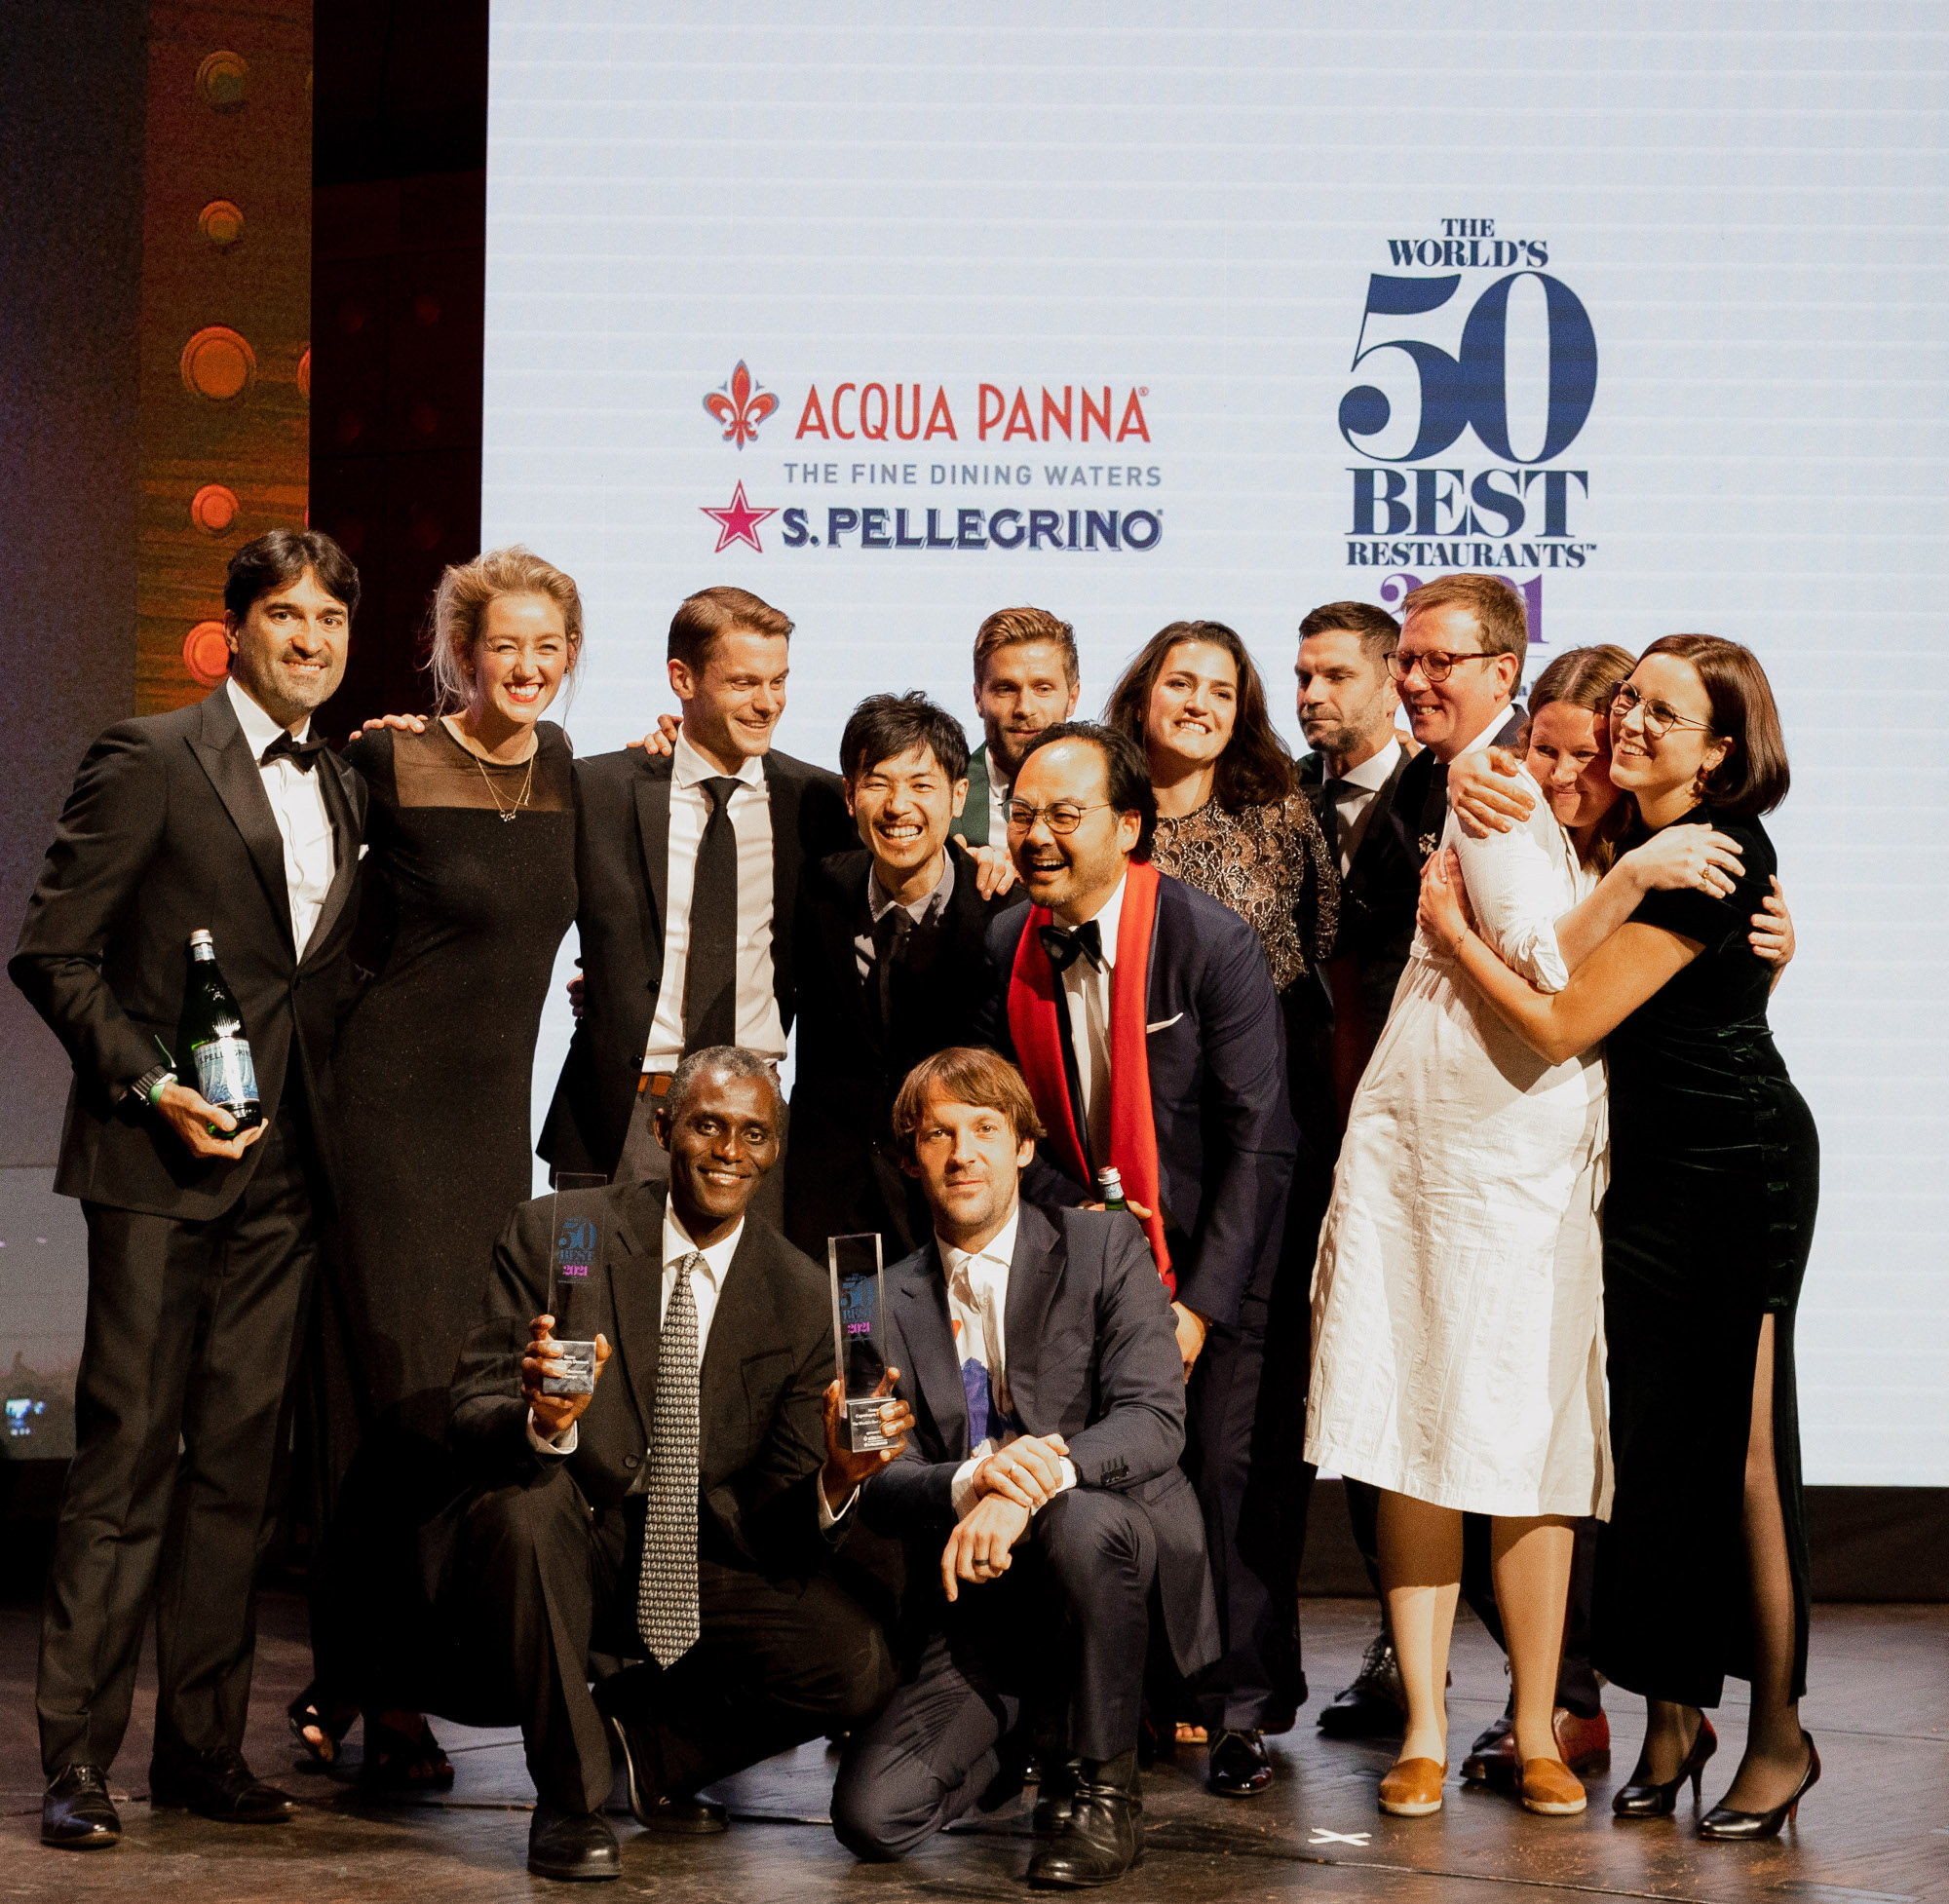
[1378,1756,1447,1816]
[1520,1756,1588,1815]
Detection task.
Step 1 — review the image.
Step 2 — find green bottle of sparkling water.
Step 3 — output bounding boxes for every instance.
[183,929,261,1135]
[1095,1165,1128,1212]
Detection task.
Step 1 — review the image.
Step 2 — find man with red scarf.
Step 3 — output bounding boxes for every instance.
[977,721,1301,1788]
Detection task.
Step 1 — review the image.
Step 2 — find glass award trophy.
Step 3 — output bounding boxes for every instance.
[828,1233,896,1452]
[543,1172,607,1395]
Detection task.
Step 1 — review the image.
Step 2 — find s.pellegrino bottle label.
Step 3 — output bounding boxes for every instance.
[184,929,261,1131]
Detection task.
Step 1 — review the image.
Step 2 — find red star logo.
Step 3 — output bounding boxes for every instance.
[700,480,778,553]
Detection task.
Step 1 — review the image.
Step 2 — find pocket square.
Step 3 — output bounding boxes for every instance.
[1145,1012,1184,1034]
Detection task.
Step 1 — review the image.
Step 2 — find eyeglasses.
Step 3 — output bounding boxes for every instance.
[1612,683,1716,741]
[1006,800,1110,834]
[1388,648,1497,685]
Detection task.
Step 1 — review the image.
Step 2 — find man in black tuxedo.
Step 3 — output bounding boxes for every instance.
[11,530,367,1847]
[441,1047,901,1882]
[539,587,856,1224]
[976,722,1301,1797]
[832,1047,1216,1886]
[784,692,1009,1260]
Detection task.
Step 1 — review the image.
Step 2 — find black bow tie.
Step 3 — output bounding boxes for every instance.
[259,731,326,774]
[1039,920,1103,973]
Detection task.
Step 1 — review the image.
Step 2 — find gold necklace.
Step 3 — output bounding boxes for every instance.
[444,716,536,821]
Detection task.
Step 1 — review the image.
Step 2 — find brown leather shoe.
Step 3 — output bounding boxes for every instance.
[1520,1757,1587,1815]
[1553,1707,1610,1774]
[1377,1757,1446,1816]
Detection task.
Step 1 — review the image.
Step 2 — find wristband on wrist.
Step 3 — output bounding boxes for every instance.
[128,1065,175,1110]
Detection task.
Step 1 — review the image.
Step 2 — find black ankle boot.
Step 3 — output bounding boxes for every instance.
[1025,1751,1142,1887]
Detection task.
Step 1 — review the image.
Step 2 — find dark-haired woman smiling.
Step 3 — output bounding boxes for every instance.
[1421,634,1820,1841]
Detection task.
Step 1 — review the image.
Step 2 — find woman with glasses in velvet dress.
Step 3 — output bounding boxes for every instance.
[1421,635,1820,1842]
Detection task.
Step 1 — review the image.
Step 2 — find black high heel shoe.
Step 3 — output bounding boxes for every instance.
[1612,1713,1717,1817]
[1699,1733,1819,1842]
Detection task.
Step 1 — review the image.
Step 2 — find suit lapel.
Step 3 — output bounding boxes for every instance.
[819,855,880,1055]
[700,1222,778,1433]
[1001,1201,1062,1426]
[763,754,798,1006]
[631,755,672,949]
[898,1246,970,1460]
[186,688,295,956]
[305,748,363,960]
[605,1180,665,1438]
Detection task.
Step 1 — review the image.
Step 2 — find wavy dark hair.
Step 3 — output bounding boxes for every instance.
[1102,620,1294,810]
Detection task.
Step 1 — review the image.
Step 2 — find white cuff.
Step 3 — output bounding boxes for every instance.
[950,1457,982,1519]
[818,1482,860,1531]
[526,1410,577,1457]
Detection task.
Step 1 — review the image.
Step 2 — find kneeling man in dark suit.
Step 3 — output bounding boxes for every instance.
[443,1047,903,1882]
[832,1047,1217,1888]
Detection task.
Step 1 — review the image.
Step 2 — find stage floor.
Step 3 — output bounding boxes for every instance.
[1,1594,1942,1903]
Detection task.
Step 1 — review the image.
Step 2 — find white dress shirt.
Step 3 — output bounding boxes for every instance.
[1325,737,1402,875]
[225,676,335,955]
[643,730,784,1072]
[1055,870,1125,1171]
[987,761,1012,848]
[939,1202,1076,1517]
[528,1203,742,1457]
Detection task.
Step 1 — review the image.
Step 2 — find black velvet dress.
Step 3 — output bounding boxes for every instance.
[1593,805,1819,1709]
[305,722,576,1695]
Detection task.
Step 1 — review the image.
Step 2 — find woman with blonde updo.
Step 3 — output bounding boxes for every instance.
[291,548,583,1787]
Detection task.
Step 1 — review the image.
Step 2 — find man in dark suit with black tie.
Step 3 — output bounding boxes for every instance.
[539,587,856,1222]
[441,1047,901,1882]
[832,1047,1216,1886]
[785,692,1009,1260]
[976,721,1301,1799]
[11,530,368,1847]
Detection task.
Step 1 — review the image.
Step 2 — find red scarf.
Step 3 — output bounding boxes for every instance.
[1007,858,1172,1293]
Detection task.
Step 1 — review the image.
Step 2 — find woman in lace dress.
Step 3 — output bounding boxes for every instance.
[1100,620,1337,1788]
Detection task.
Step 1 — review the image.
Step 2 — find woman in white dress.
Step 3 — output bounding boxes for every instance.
[1306,646,1748,1819]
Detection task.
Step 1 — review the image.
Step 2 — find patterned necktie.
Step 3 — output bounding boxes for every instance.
[638,1252,702,1666]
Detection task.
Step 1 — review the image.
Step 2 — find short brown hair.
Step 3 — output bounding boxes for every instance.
[1102,620,1294,809]
[428,546,585,712]
[1298,599,1399,666]
[1638,634,1791,817]
[1521,644,1638,870]
[891,1047,1046,1161]
[973,605,1079,689]
[1401,573,1528,683]
[669,586,792,672]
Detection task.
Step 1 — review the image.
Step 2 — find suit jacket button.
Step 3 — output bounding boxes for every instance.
[624,1453,639,1469]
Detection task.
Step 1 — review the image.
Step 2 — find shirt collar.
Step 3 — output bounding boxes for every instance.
[662,1201,744,1286]
[227,674,311,753]
[937,1200,1021,1282]
[1340,736,1402,792]
[869,850,955,925]
[1057,868,1127,970]
[673,726,766,793]
[1457,707,1515,762]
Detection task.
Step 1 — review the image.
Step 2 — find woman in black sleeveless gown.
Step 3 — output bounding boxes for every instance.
[1420,634,1819,1842]
[295,549,583,1785]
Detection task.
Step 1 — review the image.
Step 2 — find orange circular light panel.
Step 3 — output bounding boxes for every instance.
[180,326,257,400]
[199,199,245,248]
[298,346,311,400]
[191,484,239,535]
[183,621,232,686]
[196,50,248,111]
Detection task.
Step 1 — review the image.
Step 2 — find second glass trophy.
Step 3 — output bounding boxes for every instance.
[544,1172,607,1395]
[828,1233,896,1452]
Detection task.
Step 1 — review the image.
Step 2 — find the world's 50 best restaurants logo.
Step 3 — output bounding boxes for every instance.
[697,361,1162,556]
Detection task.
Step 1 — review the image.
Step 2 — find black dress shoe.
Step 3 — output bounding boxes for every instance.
[42,1765,120,1848]
[1025,1751,1142,1888]
[528,1804,621,1881]
[1207,1729,1272,1797]
[148,1747,295,1823]
[604,1715,727,1833]
[1462,1711,1515,1784]
[1318,1633,1406,1740]
[1032,1760,1080,1832]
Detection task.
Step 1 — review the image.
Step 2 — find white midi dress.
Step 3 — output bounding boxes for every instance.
[1305,777,1613,1519]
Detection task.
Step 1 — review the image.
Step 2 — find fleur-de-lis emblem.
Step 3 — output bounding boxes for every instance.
[704,361,778,448]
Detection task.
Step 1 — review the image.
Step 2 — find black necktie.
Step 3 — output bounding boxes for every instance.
[683,777,744,1054]
[1039,920,1102,973]
[1320,779,1349,866]
[875,906,913,1038]
[259,731,325,774]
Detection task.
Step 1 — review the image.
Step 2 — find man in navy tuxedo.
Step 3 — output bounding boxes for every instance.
[831,1047,1216,1887]
[974,721,1302,1797]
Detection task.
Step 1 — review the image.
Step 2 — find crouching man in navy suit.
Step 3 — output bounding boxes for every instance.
[832,1047,1218,1888]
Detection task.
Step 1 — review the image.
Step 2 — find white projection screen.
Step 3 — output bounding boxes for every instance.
[483,5,1948,1487]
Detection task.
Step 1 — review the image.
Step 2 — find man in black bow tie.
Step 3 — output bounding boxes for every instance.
[11,529,368,1847]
